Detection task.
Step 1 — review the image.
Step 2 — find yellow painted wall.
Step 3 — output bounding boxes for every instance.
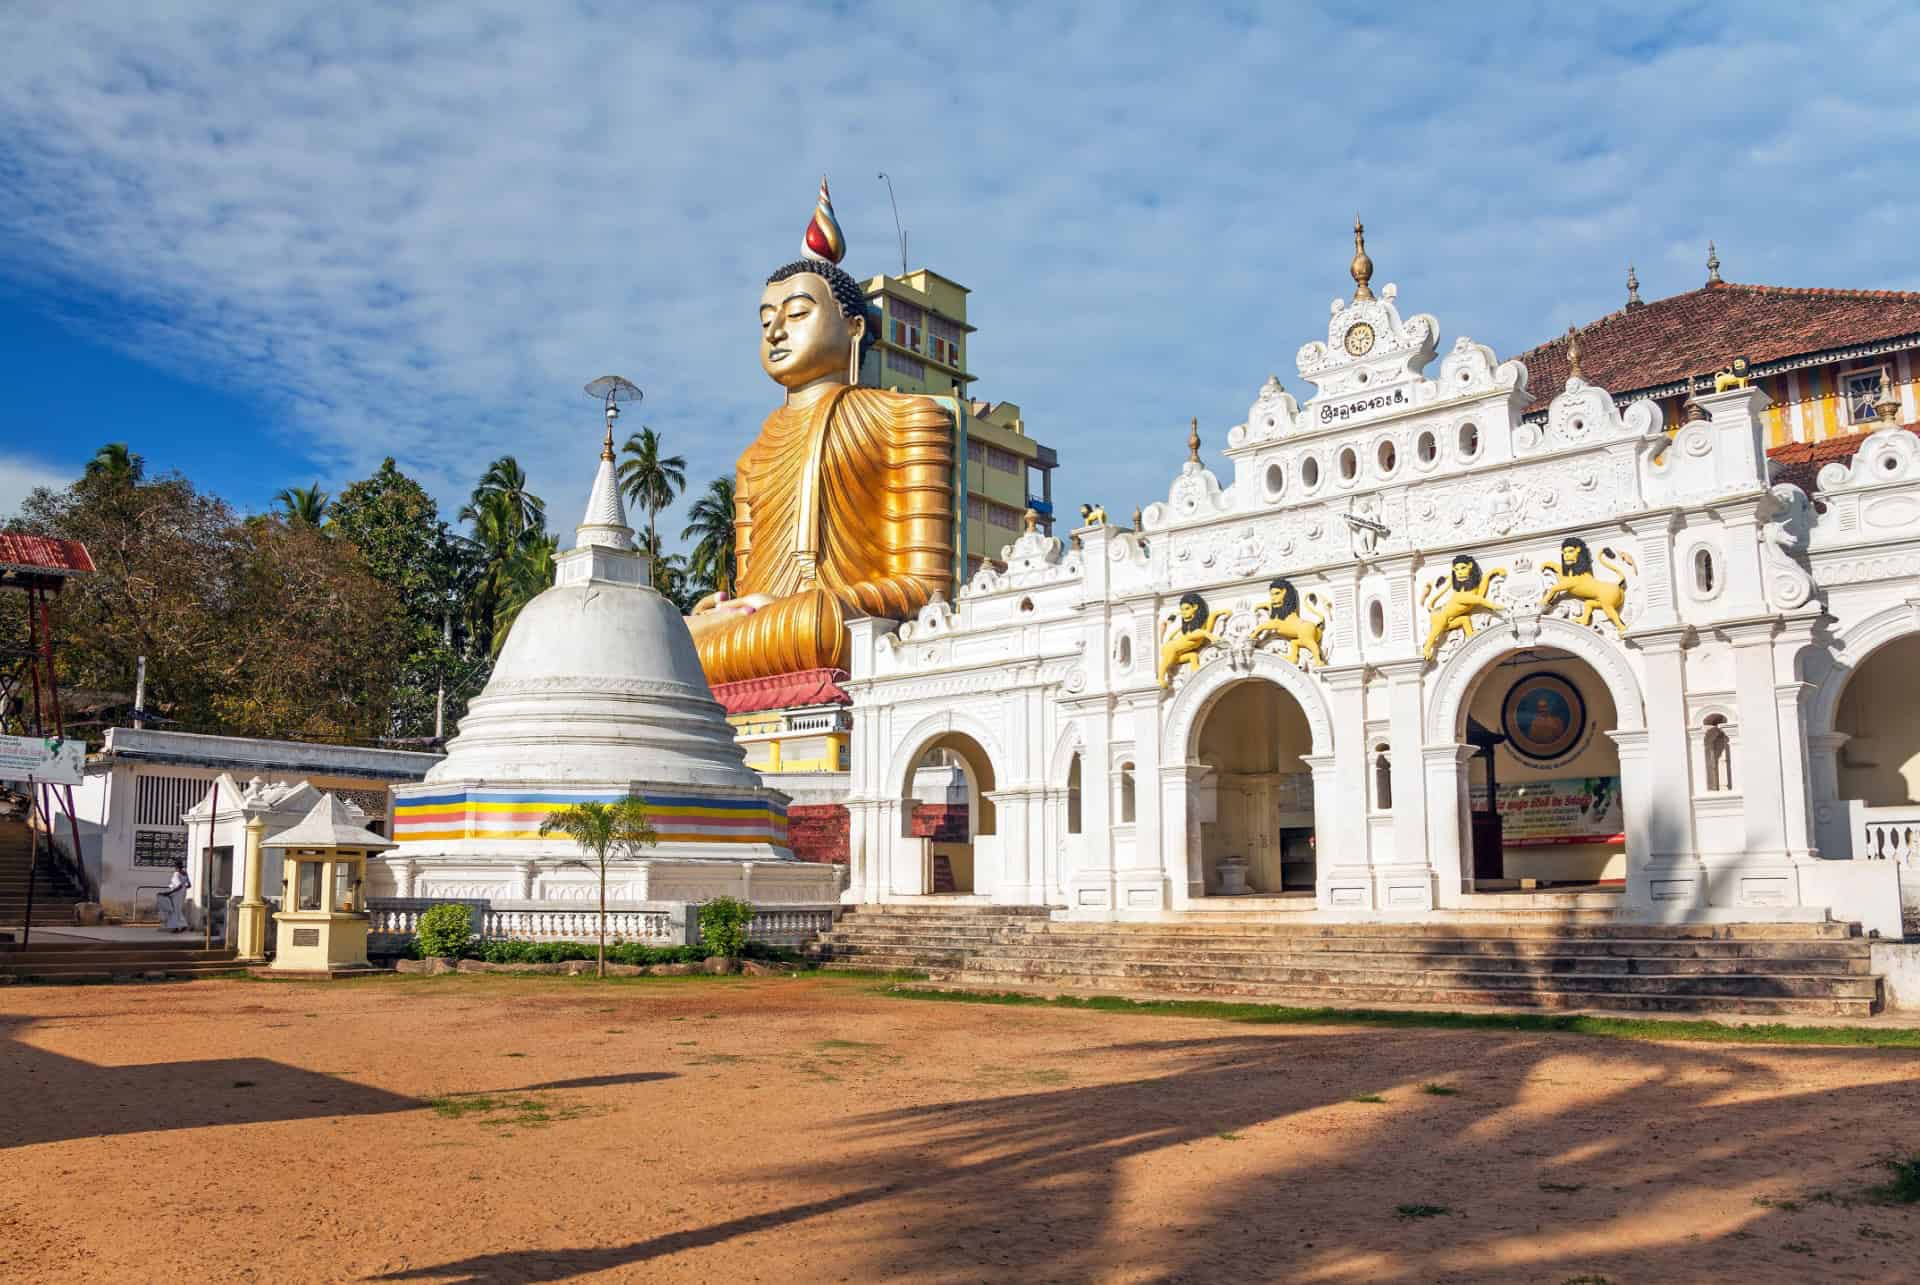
[1836,634,1920,805]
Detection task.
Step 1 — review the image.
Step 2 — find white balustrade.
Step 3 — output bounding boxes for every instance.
[366,897,839,948]
[1849,801,1920,864]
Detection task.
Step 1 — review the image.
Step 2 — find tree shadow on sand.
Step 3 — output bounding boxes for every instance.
[373,1021,1920,1283]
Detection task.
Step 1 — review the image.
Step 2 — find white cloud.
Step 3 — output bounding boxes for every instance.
[0,2,1917,534]
[0,452,73,522]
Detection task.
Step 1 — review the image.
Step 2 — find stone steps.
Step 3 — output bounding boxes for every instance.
[819,941,1871,976]
[0,941,239,982]
[809,908,1883,1018]
[817,928,1870,961]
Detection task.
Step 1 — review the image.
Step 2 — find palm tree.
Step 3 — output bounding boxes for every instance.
[274,483,330,527]
[491,532,558,656]
[616,427,685,563]
[460,490,524,656]
[466,455,544,539]
[681,475,736,598]
[83,442,145,486]
[537,796,658,977]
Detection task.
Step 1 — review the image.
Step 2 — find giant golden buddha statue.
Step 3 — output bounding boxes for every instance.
[688,180,954,686]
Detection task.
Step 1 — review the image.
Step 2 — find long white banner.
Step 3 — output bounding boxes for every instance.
[0,734,85,786]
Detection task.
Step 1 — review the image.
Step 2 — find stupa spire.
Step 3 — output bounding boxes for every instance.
[577,422,635,551]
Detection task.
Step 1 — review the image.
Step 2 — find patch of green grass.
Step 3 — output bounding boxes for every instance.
[1419,1083,1460,1096]
[1561,1276,1612,1284]
[1539,1181,1585,1194]
[876,984,1920,1049]
[425,1092,590,1130]
[815,1039,881,1052]
[502,1052,526,1058]
[1350,1094,1387,1104]
[1217,1131,1244,1141]
[1396,1204,1449,1219]
[686,1053,744,1066]
[1780,1240,1815,1255]
[1868,1156,1920,1204]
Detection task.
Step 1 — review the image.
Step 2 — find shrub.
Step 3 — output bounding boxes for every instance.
[416,903,474,959]
[698,897,754,958]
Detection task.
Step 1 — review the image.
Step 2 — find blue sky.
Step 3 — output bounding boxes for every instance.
[3,2,1918,544]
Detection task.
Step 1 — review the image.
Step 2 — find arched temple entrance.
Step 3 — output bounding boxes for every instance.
[899,732,998,895]
[1833,634,1920,810]
[1450,648,1629,891]
[1191,679,1318,895]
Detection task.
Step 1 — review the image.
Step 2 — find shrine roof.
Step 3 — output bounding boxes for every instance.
[0,534,94,578]
[1767,420,1920,495]
[711,667,851,715]
[1518,282,1920,415]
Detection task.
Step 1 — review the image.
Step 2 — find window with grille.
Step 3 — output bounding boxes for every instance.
[1844,368,1889,424]
[886,349,925,379]
[136,773,208,827]
[987,446,1019,473]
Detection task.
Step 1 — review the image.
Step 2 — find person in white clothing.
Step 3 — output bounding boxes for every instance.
[156,861,191,933]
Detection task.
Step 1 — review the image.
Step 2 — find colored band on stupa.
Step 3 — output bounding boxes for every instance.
[395,788,790,847]
[802,175,846,264]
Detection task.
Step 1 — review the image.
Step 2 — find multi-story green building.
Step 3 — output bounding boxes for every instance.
[858,267,1059,587]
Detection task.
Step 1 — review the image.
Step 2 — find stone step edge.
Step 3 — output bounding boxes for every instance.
[888,977,1879,1019]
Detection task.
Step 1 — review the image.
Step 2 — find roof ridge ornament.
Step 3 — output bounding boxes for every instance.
[1350,215,1374,302]
[1187,416,1201,463]
[1706,241,1722,285]
[1565,325,1583,382]
[1626,263,1642,308]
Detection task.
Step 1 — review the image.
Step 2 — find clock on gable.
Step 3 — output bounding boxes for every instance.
[1344,322,1376,357]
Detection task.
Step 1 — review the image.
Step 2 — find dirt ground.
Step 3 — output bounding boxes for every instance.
[3,974,1919,1284]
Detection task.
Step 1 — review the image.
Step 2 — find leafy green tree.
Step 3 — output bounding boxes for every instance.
[329,458,475,739]
[82,442,144,486]
[616,427,685,575]
[274,483,331,527]
[681,475,736,599]
[537,796,658,977]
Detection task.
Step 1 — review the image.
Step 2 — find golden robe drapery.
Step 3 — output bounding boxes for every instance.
[695,385,953,685]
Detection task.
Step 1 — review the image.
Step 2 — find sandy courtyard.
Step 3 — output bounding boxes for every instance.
[3,973,1918,1284]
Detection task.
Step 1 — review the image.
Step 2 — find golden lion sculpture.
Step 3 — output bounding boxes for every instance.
[1249,576,1327,668]
[1079,502,1108,527]
[1713,355,1752,393]
[1539,536,1635,635]
[1422,554,1506,661]
[1158,591,1231,689]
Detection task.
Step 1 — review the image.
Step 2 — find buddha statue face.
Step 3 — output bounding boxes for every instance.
[760,271,866,392]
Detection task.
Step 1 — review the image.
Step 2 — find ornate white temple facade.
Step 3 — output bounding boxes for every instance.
[841,257,1920,936]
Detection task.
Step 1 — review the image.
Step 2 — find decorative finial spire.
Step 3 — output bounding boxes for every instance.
[1565,326,1583,382]
[1350,215,1374,302]
[1131,504,1143,531]
[1706,241,1722,285]
[1625,263,1642,308]
[601,418,615,462]
[1877,374,1903,425]
[1187,416,1201,463]
[1023,507,1039,534]
[802,175,847,265]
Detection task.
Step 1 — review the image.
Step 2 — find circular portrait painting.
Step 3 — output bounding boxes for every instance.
[1500,672,1586,765]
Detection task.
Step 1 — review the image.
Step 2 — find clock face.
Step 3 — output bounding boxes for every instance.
[1344,322,1376,357]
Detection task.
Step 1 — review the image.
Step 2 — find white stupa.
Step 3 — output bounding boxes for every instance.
[377,424,840,909]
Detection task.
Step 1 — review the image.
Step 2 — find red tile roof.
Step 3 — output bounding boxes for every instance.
[1766,420,1920,494]
[0,534,94,577]
[709,667,851,715]
[1518,282,1920,415]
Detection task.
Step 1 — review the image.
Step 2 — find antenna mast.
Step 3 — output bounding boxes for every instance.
[878,172,908,273]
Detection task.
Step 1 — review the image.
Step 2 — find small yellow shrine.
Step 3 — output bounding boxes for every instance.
[262,792,393,975]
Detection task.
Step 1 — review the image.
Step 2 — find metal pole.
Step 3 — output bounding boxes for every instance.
[20,777,39,950]
[133,655,146,729]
